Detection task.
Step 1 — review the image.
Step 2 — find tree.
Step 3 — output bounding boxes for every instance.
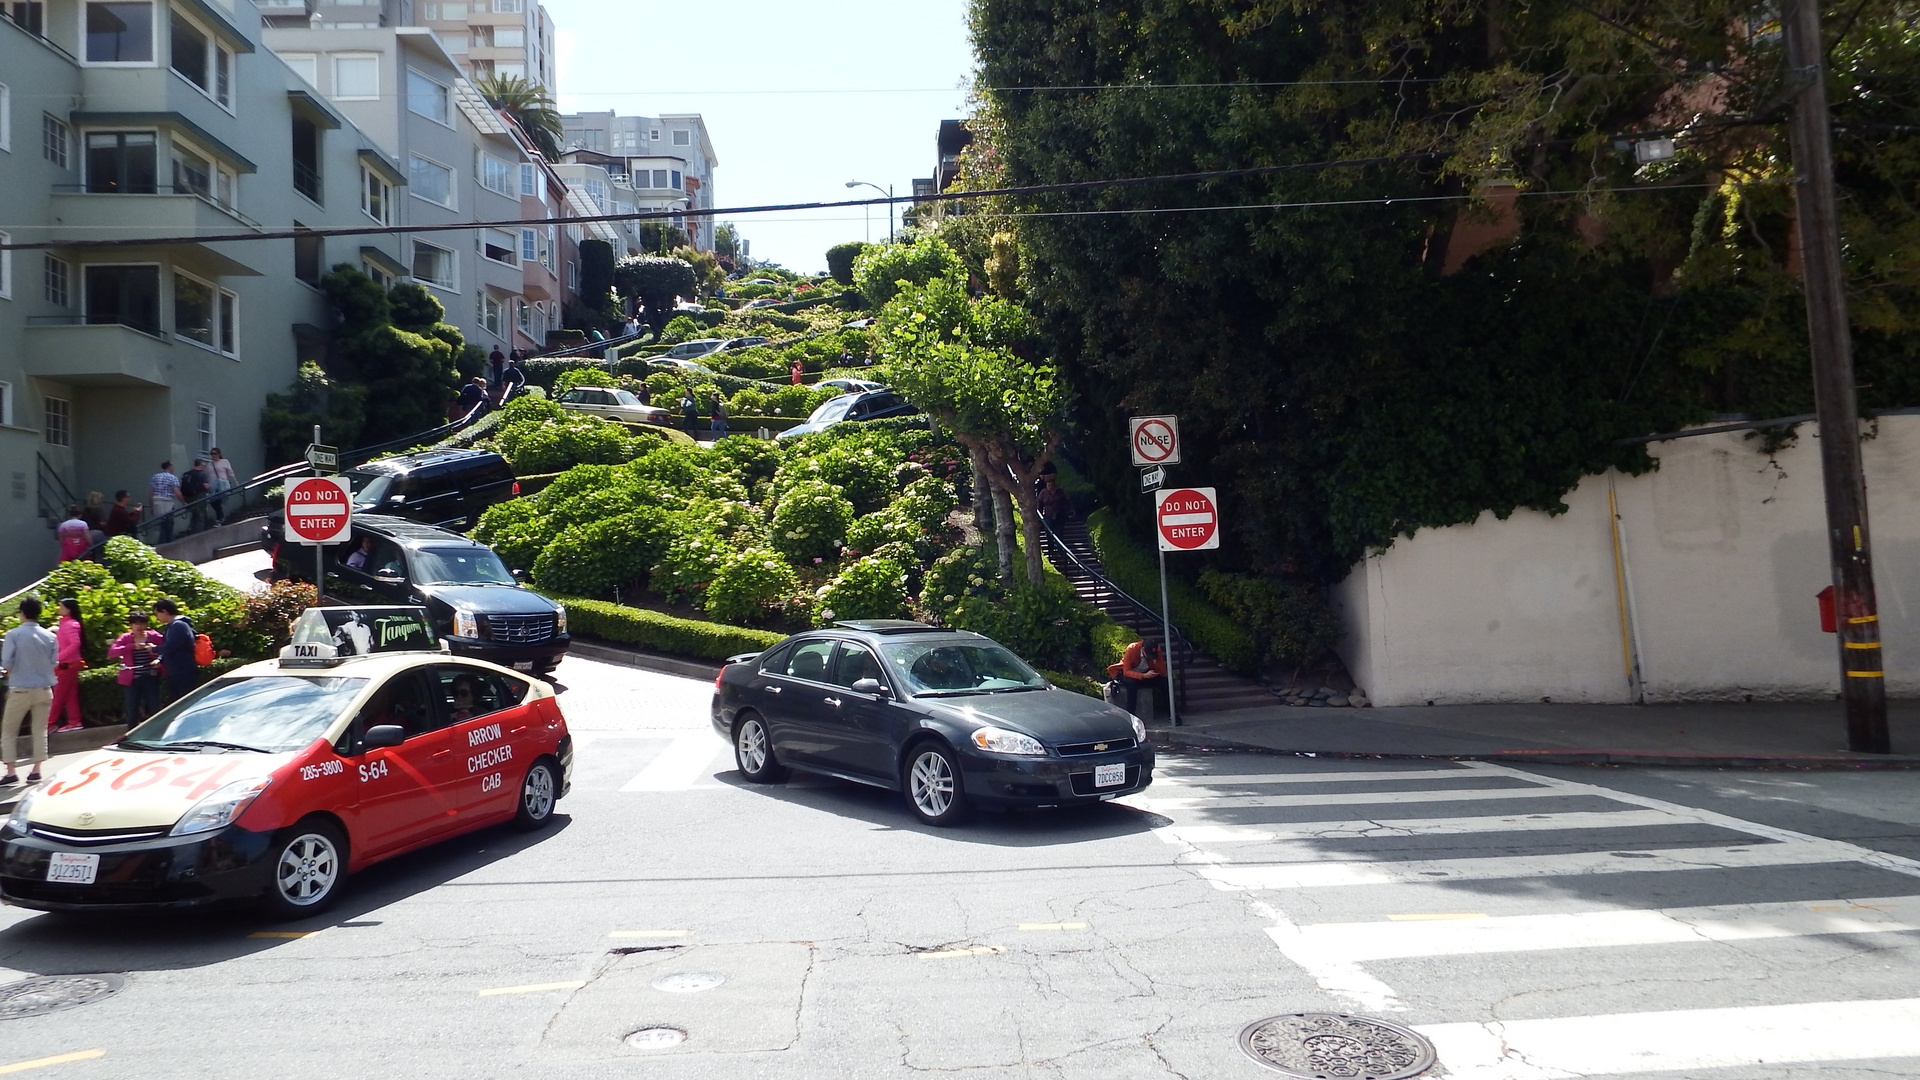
[672,245,724,290]
[475,73,563,160]
[852,236,963,308]
[826,241,870,286]
[714,223,744,263]
[320,266,463,446]
[260,362,366,465]
[613,256,697,331]
[567,238,620,332]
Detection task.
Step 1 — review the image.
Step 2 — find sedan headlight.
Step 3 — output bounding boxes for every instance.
[553,604,567,635]
[4,791,36,836]
[1131,715,1148,743]
[452,609,479,638]
[170,777,272,837]
[971,726,1046,756]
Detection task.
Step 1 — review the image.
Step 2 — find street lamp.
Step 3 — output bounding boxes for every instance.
[846,180,894,243]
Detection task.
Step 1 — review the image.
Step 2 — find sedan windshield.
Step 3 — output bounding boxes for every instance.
[123,676,369,753]
[882,642,1049,696]
[412,547,515,585]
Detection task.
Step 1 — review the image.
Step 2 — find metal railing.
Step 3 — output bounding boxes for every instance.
[1037,512,1192,712]
[36,454,76,526]
[292,160,322,204]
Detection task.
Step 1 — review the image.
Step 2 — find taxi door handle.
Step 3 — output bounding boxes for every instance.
[823,697,841,708]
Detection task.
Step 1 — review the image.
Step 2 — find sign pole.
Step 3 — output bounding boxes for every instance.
[1159,542,1178,728]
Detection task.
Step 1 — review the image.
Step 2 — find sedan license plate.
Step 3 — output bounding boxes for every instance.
[513,661,535,671]
[46,852,100,885]
[1093,762,1127,789]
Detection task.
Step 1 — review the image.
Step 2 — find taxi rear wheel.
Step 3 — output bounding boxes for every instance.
[261,818,346,920]
[512,759,559,830]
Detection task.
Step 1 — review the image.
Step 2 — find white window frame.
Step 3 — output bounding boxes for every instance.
[478,152,513,196]
[280,51,317,88]
[495,0,522,11]
[364,260,393,292]
[439,32,468,54]
[406,68,452,127]
[0,84,10,153]
[168,8,234,112]
[411,238,456,291]
[519,228,536,264]
[492,26,523,47]
[0,231,8,299]
[481,229,517,267]
[479,292,502,337]
[169,134,235,207]
[171,267,236,354]
[332,52,381,101]
[360,166,392,224]
[42,115,69,168]
[672,129,689,147]
[43,395,70,447]
[0,382,12,428]
[81,1,158,67]
[195,402,215,455]
[493,61,524,81]
[44,255,69,307]
[519,162,536,197]
[409,153,454,208]
[515,297,530,334]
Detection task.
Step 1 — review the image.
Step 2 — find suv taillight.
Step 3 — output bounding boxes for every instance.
[512,480,521,496]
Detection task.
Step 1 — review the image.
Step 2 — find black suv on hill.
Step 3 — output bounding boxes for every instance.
[337,448,518,528]
[273,515,569,676]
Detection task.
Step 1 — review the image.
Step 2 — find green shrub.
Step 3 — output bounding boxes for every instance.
[554,367,618,394]
[704,437,785,486]
[815,555,909,624]
[100,537,240,608]
[532,509,671,597]
[940,574,1094,670]
[1090,617,1134,671]
[473,499,549,571]
[243,580,319,649]
[769,481,854,563]
[1085,509,1261,674]
[728,387,769,415]
[659,315,702,344]
[494,415,637,473]
[852,236,963,308]
[1197,570,1342,668]
[1038,669,1104,699]
[764,383,818,417]
[826,241,870,285]
[548,595,784,659]
[704,548,801,624]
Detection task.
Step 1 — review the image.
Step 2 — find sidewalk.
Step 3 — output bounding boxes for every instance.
[1157,699,1920,768]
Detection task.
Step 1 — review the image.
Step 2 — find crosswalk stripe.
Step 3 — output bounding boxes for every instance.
[1291,894,1920,961]
[1155,768,1482,787]
[620,733,727,792]
[1145,785,1565,811]
[1156,809,1688,844]
[1210,839,1844,890]
[1419,997,1920,1078]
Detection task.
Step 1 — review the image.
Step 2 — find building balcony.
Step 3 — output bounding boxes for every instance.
[22,321,173,388]
[47,191,262,276]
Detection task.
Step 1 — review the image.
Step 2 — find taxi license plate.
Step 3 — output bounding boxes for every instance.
[1094,763,1127,789]
[513,661,535,671]
[46,852,99,885]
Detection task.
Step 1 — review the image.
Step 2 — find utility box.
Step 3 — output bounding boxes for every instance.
[1817,585,1837,633]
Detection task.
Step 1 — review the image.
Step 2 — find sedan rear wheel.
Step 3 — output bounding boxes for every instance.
[904,743,970,827]
[734,714,789,783]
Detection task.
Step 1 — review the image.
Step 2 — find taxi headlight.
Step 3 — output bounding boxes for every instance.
[1131,715,1148,743]
[452,609,479,639]
[553,604,567,635]
[170,777,272,837]
[4,791,36,836]
[971,726,1046,756]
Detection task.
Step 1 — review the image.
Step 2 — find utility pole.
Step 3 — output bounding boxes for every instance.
[1783,0,1889,753]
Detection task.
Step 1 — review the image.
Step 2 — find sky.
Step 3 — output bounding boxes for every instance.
[551,0,977,273]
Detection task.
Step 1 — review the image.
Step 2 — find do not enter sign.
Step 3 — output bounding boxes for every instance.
[285,476,353,545]
[1157,487,1220,551]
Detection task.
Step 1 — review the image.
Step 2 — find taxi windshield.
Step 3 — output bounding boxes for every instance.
[411,547,515,585]
[123,676,369,754]
[881,642,1049,697]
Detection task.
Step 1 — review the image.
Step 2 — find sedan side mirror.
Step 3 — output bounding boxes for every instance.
[850,678,886,697]
[362,724,406,750]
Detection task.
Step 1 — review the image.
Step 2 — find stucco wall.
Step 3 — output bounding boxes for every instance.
[1336,415,1920,705]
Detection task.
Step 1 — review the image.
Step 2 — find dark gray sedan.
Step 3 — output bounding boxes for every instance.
[710,622,1152,825]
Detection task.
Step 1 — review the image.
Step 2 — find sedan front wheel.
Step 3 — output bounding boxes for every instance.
[903,742,970,827]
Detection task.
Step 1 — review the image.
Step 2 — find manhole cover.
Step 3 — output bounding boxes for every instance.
[0,975,127,1020]
[651,971,725,994]
[1238,1013,1436,1080]
[625,1026,686,1051]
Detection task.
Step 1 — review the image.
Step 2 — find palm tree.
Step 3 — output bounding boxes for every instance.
[475,73,564,160]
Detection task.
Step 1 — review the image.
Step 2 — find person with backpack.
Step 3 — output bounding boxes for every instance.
[151,598,202,705]
[179,459,212,534]
[680,390,701,438]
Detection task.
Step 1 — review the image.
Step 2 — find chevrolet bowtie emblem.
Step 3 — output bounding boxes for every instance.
[1093,743,1109,751]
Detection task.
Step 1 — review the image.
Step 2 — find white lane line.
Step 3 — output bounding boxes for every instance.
[620,733,730,792]
[1212,840,1844,890]
[1155,768,1483,787]
[1292,894,1920,962]
[478,980,587,997]
[1419,997,1920,1079]
[1156,809,1690,844]
[1145,786,1568,811]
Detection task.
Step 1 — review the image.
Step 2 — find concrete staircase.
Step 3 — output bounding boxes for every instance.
[1041,515,1276,715]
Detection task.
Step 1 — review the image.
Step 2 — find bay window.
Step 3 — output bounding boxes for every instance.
[411,240,454,289]
[169,11,233,109]
[84,264,161,334]
[409,154,453,207]
[173,270,236,354]
[84,131,157,193]
[85,1,154,64]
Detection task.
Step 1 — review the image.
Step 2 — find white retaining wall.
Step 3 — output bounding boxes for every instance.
[1334,415,1920,705]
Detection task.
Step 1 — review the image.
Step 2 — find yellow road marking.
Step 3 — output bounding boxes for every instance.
[917,945,1005,960]
[248,931,317,938]
[477,981,587,997]
[1387,913,1489,921]
[609,929,693,939]
[0,1050,106,1074]
[1018,922,1088,931]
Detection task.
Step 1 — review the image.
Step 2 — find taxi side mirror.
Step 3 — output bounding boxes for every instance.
[362,724,406,750]
[850,678,886,697]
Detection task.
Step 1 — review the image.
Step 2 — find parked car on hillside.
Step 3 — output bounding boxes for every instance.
[722,336,771,351]
[660,339,728,361]
[776,390,920,440]
[555,386,668,425]
[818,377,885,395]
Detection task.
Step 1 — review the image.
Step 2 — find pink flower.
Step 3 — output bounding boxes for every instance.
[812,557,823,564]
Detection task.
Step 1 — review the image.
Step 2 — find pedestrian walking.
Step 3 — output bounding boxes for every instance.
[488,346,506,387]
[680,390,701,438]
[151,598,199,705]
[104,490,141,537]
[457,377,488,419]
[180,459,212,533]
[710,392,729,440]
[148,461,180,543]
[208,448,237,526]
[498,353,527,403]
[790,359,804,386]
[48,598,85,734]
[56,506,89,563]
[0,598,56,785]
[81,491,105,531]
[109,613,163,727]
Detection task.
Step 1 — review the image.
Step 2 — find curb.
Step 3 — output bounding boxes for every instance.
[1149,729,1920,770]
[564,639,722,682]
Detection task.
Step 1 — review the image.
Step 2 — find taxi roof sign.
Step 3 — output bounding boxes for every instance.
[286,607,441,664]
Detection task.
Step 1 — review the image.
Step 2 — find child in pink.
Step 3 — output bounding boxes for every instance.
[47,598,85,733]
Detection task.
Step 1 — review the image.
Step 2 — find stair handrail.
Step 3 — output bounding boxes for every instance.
[1037,512,1193,711]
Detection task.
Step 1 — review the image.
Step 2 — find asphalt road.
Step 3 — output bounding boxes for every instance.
[0,657,1915,1079]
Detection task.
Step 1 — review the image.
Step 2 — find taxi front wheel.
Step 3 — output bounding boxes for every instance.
[261,818,347,920]
[513,759,559,830]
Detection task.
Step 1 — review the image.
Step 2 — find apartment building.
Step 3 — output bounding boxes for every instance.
[262,0,555,92]
[557,110,718,251]
[0,0,411,590]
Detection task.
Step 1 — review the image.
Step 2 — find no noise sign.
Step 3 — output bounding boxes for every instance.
[1130,415,1181,466]
[1157,487,1220,551]
[285,476,353,545]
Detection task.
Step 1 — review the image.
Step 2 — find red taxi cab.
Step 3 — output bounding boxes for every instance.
[0,607,572,918]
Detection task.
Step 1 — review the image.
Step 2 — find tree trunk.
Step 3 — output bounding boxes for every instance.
[970,442,994,533]
[992,478,1016,585]
[1009,482,1047,587]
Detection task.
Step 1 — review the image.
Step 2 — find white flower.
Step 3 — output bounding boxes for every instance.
[943,594,955,602]
[820,608,836,619]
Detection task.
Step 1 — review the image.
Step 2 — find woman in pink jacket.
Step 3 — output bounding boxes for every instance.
[47,598,85,733]
[108,613,164,727]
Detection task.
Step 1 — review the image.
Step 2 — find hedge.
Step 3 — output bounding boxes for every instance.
[1038,668,1104,699]
[551,595,785,661]
[1085,508,1261,674]
[1089,616,1134,671]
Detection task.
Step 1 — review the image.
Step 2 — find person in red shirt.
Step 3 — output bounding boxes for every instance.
[56,507,89,563]
[1106,639,1168,717]
[104,491,142,537]
[791,358,804,386]
[47,598,85,733]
